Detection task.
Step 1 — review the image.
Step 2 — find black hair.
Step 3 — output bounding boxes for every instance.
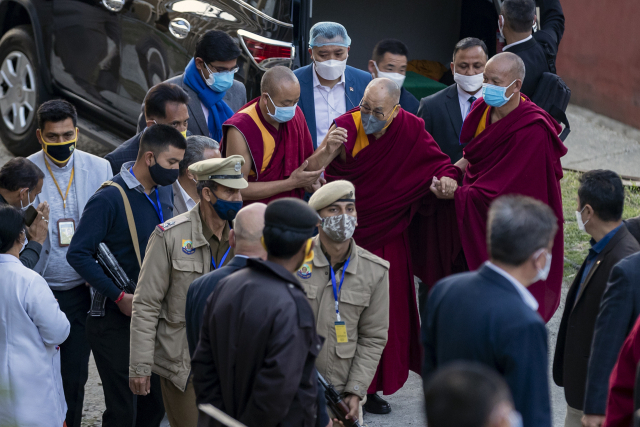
[144,83,190,120]
[501,0,536,33]
[0,157,44,192]
[263,226,309,258]
[488,195,558,266]
[195,30,242,64]
[37,99,77,129]
[372,39,409,63]
[453,37,489,61]
[196,180,219,198]
[138,124,187,159]
[424,362,513,427]
[0,205,26,253]
[578,170,625,222]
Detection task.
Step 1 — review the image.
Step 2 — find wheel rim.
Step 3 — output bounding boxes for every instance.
[0,51,36,135]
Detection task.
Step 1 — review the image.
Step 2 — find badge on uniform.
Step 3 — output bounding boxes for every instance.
[182,239,195,255]
[297,262,312,279]
[335,321,348,343]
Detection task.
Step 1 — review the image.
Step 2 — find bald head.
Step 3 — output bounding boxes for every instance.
[231,202,268,259]
[486,52,525,82]
[261,66,299,96]
[365,78,401,104]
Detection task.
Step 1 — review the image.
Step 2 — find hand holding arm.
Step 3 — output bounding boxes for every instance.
[306,125,347,171]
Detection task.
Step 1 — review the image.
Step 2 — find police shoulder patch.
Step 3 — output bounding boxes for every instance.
[297,263,312,279]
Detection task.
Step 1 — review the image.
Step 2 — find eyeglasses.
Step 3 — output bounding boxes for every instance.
[205,63,239,75]
[359,99,398,120]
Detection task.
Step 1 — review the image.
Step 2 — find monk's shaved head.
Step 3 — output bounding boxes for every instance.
[364,78,402,105]
[486,52,526,82]
[260,66,299,95]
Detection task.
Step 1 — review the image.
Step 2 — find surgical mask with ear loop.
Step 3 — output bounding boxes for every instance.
[532,248,552,282]
[576,206,589,231]
[20,189,33,211]
[42,128,78,163]
[313,54,348,81]
[373,62,406,88]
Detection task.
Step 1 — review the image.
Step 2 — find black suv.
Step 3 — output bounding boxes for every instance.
[0,0,310,155]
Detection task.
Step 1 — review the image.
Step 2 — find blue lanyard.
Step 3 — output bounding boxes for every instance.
[330,257,351,322]
[130,168,163,223]
[212,246,232,270]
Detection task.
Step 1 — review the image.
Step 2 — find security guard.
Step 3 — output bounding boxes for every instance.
[129,155,247,427]
[301,180,390,425]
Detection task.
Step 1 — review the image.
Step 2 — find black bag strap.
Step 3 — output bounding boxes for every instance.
[550,105,571,141]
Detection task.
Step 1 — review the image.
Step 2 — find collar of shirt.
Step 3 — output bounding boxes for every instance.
[588,224,622,259]
[485,261,539,311]
[503,35,533,51]
[0,254,20,264]
[120,161,146,194]
[176,179,196,211]
[202,218,230,243]
[456,84,482,102]
[312,63,346,89]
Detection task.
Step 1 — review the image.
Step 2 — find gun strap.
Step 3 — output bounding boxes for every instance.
[99,181,142,268]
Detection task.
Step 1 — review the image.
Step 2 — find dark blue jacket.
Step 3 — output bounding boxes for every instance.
[105,132,142,176]
[400,87,419,115]
[185,255,248,357]
[294,64,371,149]
[67,173,173,309]
[422,265,550,427]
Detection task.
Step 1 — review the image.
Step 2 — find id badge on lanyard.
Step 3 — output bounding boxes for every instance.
[330,257,351,343]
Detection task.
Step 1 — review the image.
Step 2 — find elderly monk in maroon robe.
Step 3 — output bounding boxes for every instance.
[306,78,461,409]
[223,66,323,204]
[431,52,567,322]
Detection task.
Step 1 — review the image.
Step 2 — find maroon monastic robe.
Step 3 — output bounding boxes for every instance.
[456,95,567,322]
[221,97,314,204]
[326,107,461,394]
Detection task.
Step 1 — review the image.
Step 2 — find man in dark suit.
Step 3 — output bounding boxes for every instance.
[553,170,640,427]
[500,0,565,98]
[623,215,640,243]
[417,38,487,163]
[423,195,556,427]
[366,39,419,115]
[185,203,267,357]
[294,22,371,149]
[105,83,190,175]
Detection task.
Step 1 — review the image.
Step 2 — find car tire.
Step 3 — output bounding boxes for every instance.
[0,26,50,156]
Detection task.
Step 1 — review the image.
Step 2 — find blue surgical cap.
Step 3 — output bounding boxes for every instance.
[309,22,351,48]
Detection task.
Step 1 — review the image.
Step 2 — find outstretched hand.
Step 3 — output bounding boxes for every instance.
[290,160,324,189]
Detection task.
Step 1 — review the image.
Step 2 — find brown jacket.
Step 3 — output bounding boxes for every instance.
[298,235,389,399]
[130,203,231,390]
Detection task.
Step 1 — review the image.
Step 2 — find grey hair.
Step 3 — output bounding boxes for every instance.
[487,195,558,266]
[179,135,220,176]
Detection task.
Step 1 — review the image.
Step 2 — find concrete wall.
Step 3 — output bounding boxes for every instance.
[556,0,640,130]
[310,0,461,71]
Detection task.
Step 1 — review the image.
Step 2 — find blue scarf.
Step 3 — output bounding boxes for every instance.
[183,58,233,142]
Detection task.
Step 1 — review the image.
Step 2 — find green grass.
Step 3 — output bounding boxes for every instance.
[562,170,640,282]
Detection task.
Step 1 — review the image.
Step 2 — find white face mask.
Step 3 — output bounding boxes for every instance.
[532,249,552,282]
[373,62,406,88]
[20,189,33,211]
[313,55,347,81]
[576,206,589,232]
[498,16,506,40]
[453,67,484,93]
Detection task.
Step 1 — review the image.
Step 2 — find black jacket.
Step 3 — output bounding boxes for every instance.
[417,84,464,163]
[192,258,323,427]
[422,265,550,427]
[553,225,640,410]
[503,0,565,97]
[624,216,640,244]
[105,132,142,176]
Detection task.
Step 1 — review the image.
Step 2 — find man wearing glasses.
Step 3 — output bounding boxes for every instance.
[306,77,461,414]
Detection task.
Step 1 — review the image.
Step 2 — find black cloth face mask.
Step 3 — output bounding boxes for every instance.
[148,156,179,186]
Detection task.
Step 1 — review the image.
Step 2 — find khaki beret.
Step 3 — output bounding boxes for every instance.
[308,180,355,211]
[188,155,248,189]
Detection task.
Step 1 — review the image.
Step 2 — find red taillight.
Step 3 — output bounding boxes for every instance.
[243,39,292,63]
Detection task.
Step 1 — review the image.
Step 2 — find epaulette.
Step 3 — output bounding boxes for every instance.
[358,247,390,270]
[155,214,190,235]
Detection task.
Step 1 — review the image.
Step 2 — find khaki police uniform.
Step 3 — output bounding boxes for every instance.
[301,180,390,424]
[130,156,247,427]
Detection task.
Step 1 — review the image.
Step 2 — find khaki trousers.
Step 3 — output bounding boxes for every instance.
[330,396,366,427]
[160,377,198,427]
[565,404,584,427]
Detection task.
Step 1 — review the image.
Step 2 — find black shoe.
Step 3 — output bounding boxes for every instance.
[363,393,391,414]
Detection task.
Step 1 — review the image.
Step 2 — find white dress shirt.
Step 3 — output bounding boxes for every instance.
[201,102,210,129]
[503,35,533,51]
[457,84,483,120]
[312,64,346,145]
[176,179,197,211]
[485,261,539,311]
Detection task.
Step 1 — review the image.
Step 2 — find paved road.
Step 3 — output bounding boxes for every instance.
[1,103,638,427]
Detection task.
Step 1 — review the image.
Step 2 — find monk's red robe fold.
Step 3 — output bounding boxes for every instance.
[326,107,461,394]
[221,97,314,204]
[455,95,567,322]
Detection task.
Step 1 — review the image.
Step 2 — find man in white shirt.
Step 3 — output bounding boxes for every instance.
[294,22,372,149]
[417,38,488,164]
[173,135,220,215]
[422,195,556,427]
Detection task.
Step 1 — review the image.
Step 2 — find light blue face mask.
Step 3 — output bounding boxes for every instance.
[482,80,517,107]
[266,93,297,123]
[202,63,235,93]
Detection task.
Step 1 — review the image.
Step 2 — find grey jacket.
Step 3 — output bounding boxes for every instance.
[137,74,247,136]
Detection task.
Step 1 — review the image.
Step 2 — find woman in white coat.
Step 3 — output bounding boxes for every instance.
[0,205,70,426]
